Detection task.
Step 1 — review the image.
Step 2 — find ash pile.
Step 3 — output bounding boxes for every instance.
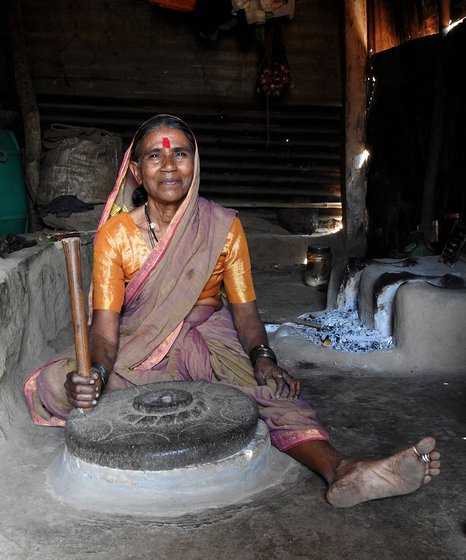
[293,309,394,353]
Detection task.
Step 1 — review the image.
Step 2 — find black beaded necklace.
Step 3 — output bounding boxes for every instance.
[144,202,158,248]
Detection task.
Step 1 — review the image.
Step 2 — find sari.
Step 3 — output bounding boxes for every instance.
[24,115,328,451]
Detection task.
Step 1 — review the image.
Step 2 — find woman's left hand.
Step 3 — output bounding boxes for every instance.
[254,358,301,399]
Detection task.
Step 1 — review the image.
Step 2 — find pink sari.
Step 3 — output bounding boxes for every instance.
[24,115,328,450]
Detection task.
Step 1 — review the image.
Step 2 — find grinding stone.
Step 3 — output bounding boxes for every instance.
[65,381,258,470]
[48,420,308,518]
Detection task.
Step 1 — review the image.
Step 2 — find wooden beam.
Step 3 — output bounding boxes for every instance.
[213,200,342,209]
[342,0,368,256]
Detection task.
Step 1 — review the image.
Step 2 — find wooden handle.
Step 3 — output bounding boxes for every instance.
[62,237,91,377]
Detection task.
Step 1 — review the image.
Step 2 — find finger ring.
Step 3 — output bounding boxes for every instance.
[277,373,283,378]
[413,445,432,463]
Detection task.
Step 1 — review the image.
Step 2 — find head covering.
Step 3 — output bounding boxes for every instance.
[97,115,200,231]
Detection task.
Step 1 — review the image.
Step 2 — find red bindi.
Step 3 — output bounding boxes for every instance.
[162,137,171,149]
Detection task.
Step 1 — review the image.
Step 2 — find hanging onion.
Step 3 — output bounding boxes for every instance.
[256,21,293,97]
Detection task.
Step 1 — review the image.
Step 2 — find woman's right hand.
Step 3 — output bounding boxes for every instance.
[64,370,102,410]
[64,310,119,411]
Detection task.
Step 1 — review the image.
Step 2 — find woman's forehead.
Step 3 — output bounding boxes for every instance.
[141,128,191,150]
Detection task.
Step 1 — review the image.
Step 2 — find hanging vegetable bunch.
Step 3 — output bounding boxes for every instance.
[256,21,293,97]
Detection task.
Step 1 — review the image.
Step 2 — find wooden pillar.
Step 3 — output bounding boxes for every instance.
[419,0,450,241]
[342,0,368,256]
[7,0,42,231]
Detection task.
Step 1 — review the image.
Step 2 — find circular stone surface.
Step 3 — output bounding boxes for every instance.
[65,381,258,471]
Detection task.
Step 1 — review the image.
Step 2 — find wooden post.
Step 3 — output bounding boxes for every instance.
[7,0,42,231]
[62,237,91,378]
[342,0,368,256]
[419,0,450,241]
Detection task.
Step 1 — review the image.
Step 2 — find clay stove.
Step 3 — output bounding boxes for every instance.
[270,255,466,374]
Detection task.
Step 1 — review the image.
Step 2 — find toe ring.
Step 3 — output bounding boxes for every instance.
[413,445,432,463]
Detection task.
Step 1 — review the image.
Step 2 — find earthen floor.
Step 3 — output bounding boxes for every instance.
[0,214,465,559]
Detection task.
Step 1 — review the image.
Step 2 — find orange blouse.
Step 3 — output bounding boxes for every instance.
[93,212,256,312]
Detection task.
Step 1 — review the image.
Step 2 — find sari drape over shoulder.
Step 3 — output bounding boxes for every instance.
[23,115,328,450]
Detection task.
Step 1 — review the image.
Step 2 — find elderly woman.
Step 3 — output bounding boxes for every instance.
[25,115,440,507]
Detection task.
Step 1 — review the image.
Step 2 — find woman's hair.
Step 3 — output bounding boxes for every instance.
[130,115,196,207]
[130,114,195,162]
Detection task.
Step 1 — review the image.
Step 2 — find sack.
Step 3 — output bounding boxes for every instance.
[37,124,122,207]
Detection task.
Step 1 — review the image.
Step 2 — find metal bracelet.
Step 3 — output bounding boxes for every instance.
[252,350,277,365]
[91,362,110,389]
[249,345,277,367]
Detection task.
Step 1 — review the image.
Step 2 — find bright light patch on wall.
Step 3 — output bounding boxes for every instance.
[354,149,370,170]
[445,17,466,34]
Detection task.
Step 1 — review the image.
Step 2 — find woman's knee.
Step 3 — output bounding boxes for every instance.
[36,365,70,417]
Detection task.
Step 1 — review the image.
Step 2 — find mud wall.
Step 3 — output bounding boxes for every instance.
[0,238,93,435]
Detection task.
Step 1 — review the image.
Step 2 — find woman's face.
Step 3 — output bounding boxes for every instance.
[130,127,194,206]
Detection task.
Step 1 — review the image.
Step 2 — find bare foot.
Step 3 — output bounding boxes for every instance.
[326,437,440,508]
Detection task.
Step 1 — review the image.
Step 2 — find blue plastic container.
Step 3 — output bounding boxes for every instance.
[0,130,28,236]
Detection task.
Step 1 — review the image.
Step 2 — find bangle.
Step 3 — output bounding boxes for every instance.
[91,363,110,389]
[249,345,277,367]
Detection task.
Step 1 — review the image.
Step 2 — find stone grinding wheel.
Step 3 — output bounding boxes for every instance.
[65,381,259,471]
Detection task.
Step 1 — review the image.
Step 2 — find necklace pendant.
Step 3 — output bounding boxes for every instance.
[144,202,159,247]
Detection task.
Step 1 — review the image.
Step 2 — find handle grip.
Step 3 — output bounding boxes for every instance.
[62,237,91,377]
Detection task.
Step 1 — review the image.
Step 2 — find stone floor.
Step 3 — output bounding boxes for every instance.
[0,214,465,559]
